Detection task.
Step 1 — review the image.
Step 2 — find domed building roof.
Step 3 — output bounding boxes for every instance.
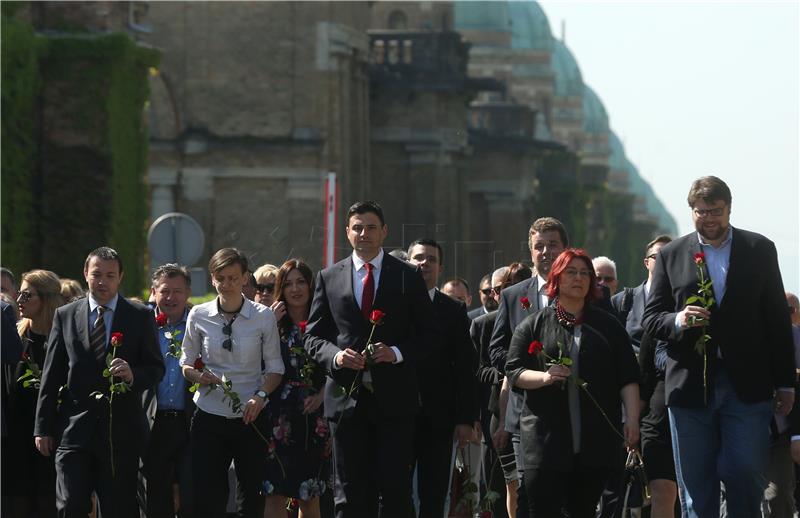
[608,131,628,172]
[453,1,510,33]
[508,1,553,52]
[582,84,609,135]
[552,39,583,97]
[626,160,679,235]
[454,1,553,52]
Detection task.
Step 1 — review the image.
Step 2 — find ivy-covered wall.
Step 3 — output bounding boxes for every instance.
[1,6,159,294]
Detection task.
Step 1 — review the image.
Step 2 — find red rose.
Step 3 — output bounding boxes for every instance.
[528,340,543,355]
[298,320,308,334]
[694,252,705,265]
[155,313,168,327]
[520,296,531,310]
[369,309,386,324]
[193,357,205,371]
[110,332,123,347]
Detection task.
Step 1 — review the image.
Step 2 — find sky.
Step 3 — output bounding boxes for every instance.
[538,0,800,294]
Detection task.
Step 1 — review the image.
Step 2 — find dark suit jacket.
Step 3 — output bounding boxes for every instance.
[34,297,164,451]
[417,291,477,430]
[467,306,487,321]
[471,311,500,419]
[611,281,647,351]
[505,305,640,471]
[2,301,23,438]
[304,252,440,419]
[642,228,795,408]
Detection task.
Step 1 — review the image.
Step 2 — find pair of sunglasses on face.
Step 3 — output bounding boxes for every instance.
[255,283,275,295]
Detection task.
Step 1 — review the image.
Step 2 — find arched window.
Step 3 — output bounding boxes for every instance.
[388,10,408,30]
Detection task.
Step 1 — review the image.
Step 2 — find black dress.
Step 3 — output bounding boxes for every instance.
[262,324,329,501]
[9,329,57,518]
[638,332,675,482]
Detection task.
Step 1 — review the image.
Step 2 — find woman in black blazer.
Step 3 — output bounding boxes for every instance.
[505,249,641,518]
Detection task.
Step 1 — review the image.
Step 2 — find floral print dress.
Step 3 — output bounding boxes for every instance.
[262,324,329,501]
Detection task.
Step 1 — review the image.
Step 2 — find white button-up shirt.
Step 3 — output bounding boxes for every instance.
[179,297,284,418]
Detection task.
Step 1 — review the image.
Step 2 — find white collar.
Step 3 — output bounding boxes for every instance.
[208,295,253,319]
[537,274,548,291]
[428,287,437,301]
[352,248,384,272]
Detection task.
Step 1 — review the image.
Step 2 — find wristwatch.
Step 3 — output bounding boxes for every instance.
[253,389,268,402]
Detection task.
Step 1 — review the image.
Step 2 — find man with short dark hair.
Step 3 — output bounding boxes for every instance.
[643,176,795,517]
[468,274,495,320]
[304,201,439,518]
[0,267,17,301]
[442,278,472,308]
[407,238,477,517]
[142,263,194,518]
[34,246,164,518]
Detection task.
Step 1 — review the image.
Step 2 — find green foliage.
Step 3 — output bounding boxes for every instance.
[1,10,42,274]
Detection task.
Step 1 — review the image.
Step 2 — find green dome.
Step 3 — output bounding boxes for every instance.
[454,1,553,52]
[509,1,553,51]
[610,131,678,234]
[453,1,510,33]
[552,39,583,97]
[582,85,609,135]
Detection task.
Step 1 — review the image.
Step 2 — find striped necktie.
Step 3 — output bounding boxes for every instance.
[90,306,108,361]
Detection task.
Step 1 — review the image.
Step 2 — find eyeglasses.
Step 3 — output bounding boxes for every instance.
[692,207,726,218]
[480,288,493,297]
[17,291,38,304]
[563,268,592,278]
[596,275,616,283]
[490,284,507,296]
[255,283,275,295]
[646,254,657,261]
[222,321,233,351]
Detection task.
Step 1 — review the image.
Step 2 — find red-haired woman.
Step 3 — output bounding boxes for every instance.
[262,260,328,518]
[504,249,641,517]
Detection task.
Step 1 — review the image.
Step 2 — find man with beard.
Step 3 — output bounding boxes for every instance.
[643,176,795,518]
[489,217,568,515]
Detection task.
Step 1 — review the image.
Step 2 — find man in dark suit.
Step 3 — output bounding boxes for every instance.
[303,201,440,518]
[407,238,477,517]
[642,176,795,518]
[468,274,495,320]
[34,247,164,518]
[2,299,23,516]
[488,217,568,516]
[611,235,672,354]
[141,263,195,518]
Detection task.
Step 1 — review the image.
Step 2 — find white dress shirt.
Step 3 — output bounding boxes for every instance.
[179,297,284,418]
[537,275,549,308]
[88,293,119,347]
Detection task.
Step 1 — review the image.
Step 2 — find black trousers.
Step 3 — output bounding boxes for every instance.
[54,443,139,518]
[142,411,193,518]
[412,415,454,518]
[190,409,267,518]
[329,391,415,518]
[523,458,610,518]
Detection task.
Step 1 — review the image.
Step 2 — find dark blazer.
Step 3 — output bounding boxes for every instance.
[467,306,487,321]
[417,290,477,429]
[34,297,164,450]
[642,228,795,408]
[611,281,647,351]
[304,252,440,419]
[471,311,501,420]
[505,305,640,471]
[2,301,23,438]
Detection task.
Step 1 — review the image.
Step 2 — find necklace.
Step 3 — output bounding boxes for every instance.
[555,298,583,329]
[217,297,244,316]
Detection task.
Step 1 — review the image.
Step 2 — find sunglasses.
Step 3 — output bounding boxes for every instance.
[17,290,38,304]
[646,254,657,261]
[255,283,275,295]
[222,320,233,351]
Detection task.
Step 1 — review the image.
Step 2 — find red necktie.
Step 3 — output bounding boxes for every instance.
[361,263,374,321]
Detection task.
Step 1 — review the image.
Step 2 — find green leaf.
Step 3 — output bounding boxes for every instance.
[561,357,573,366]
[102,368,111,378]
[23,380,32,387]
[189,383,199,393]
[684,295,700,305]
[332,384,346,397]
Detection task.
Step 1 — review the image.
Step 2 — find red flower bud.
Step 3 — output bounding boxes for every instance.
[694,252,705,265]
[298,320,308,334]
[520,296,531,310]
[369,309,386,324]
[193,357,205,371]
[155,313,168,327]
[110,332,123,347]
[528,340,543,355]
